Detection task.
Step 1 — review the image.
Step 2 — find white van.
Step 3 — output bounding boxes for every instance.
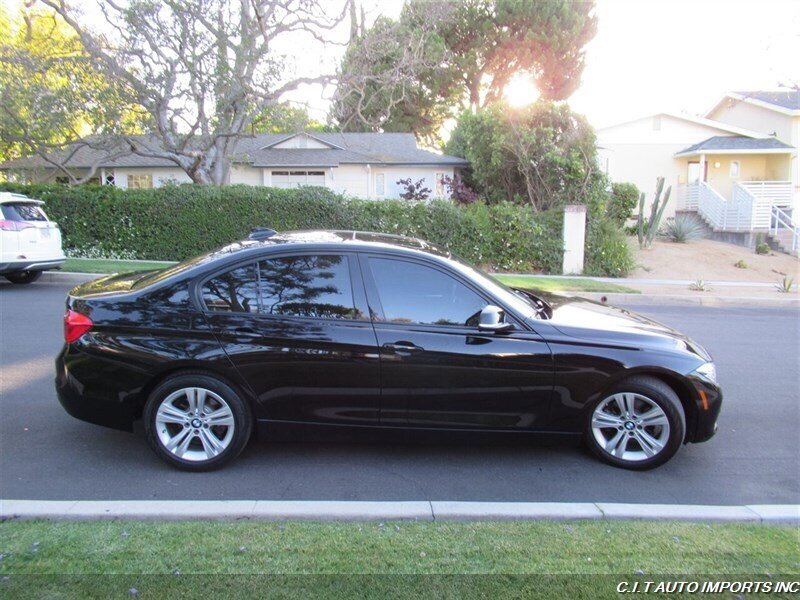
[0,192,66,284]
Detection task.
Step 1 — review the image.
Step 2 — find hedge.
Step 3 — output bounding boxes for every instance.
[1,183,570,273]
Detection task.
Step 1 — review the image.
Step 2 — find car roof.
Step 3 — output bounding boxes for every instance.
[215,230,453,261]
[0,192,44,205]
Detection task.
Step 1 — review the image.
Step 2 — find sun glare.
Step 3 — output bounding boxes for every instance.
[503,75,539,107]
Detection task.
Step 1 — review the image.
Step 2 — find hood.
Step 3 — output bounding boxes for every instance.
[528,292,712,361]
[69,270,160,299]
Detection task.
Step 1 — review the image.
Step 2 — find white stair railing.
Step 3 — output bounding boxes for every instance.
[771,205,799,253]
[697,181,752,230]
[677,182,699,211]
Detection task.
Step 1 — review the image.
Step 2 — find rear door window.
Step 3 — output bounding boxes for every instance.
[1,203,48,222]
[258,255,358,320]
[201,255,359,320]
[201,263,259,313]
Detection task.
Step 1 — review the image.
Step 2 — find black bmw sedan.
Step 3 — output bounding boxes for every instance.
[56,230,721,471]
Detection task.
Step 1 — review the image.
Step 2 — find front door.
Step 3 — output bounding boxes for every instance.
[360,254,553,430]
[199,253,381,426]
[688,161,707,183]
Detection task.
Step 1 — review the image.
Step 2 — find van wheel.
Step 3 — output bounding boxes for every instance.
[144,373,252,471]
[5,270,42,284]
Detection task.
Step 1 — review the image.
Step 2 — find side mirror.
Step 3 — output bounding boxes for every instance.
[478,305,514,333]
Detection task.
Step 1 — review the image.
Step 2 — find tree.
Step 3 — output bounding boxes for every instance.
[446,101,606,212]
[38,0,349,185]
[0,6,144,182]
[332,0,596,141]
[331,14,458,146]
[250,103,334,134]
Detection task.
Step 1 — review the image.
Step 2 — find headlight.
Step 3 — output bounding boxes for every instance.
[692,362,717,383]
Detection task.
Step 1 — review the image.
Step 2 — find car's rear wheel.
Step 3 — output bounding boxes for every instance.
[5,270,42,284]
[144,373,252,471]
[586,376,685,470]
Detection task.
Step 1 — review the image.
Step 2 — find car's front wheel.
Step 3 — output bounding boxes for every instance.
[144,373,252,471]
[4,270,42,284]
[586,376,685,470]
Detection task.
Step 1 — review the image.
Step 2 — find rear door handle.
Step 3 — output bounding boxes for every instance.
[382,341,424,354]
[233,326,258,337]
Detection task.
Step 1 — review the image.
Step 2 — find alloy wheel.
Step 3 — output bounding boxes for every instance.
[154,387,235,462]
[591,392,670,462]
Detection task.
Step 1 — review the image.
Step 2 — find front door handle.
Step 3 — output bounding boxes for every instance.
[382,341,424,354]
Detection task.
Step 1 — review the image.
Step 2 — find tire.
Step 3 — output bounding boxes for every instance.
[585,376,685,471]
[4,270,42,284]
[143,372,253,471]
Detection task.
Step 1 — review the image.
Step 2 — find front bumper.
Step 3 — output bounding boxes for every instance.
[0,257,65,274]
[687,375,723,443]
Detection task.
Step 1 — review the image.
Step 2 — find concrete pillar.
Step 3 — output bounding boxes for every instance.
[562,205,587,275]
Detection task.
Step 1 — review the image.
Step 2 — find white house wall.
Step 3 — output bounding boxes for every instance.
[112,167,192,188]
[597,115,751,220]
[707,100,794,142]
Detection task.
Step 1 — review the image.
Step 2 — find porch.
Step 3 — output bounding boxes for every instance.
[673,136,797,255]
[676,180,797,255]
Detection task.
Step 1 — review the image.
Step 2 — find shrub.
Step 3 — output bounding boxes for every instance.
[396,178,430,200]
[441,174,479,204]
[607,182,639,225]
[0,182,571,272]
[665,214,705,243]
[584,217,635,277]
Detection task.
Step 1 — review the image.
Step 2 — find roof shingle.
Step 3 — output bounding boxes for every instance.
[0,132,468,170]
[675,135,795,156]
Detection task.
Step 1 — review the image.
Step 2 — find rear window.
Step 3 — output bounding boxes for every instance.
[1,203,48,222]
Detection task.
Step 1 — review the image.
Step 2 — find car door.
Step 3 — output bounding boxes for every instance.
[360,254,554,430]
[198,253,381,426]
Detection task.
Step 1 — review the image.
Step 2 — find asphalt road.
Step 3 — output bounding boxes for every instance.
[1,279,798,504]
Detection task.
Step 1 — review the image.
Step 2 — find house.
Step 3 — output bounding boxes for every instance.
[596,90,799,254]
[0,132,468,200]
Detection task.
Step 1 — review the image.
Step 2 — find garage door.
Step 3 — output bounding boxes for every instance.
[271,171,325,188]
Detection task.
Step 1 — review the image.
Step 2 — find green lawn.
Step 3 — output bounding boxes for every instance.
[495,274,640,294]
[63,258,176,274]
[0,520,796,599]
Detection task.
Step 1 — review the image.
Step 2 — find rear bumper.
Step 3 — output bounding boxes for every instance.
[55,345,138,432]
[0,257,65,274]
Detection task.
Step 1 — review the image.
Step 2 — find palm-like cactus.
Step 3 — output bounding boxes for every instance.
[637,176,671,248]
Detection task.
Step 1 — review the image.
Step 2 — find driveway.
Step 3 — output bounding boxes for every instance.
[1,279,798,504]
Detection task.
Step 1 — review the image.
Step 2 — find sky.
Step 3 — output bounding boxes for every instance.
[9,0,800,132]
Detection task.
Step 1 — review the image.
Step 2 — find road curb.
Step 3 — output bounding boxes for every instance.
[40,271,100,285]
[2,499,798,523]
[579,292,800,308]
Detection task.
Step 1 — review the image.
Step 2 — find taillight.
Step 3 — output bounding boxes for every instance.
[0,220,36,231]
[64,309,93,343]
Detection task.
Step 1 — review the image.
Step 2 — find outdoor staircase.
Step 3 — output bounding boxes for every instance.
[767,229,799,257]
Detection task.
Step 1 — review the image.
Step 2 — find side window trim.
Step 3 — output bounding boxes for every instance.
[357,252,527,330]
[358,253,493,329]
[196,251,370,323]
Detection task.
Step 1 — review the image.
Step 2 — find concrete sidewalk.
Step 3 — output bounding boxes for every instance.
[2,499,798,523]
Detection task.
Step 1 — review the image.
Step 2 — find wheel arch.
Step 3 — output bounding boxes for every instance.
[591,367,698,444]
[133,362,258,422]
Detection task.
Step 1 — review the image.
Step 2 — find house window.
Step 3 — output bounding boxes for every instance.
[375,172,385,196]
[127,174,153,189]
[652,115,662,131]
[271,171,325,188]
[104,171,116,186]
[729,160,740,178]
[435,172,446,197]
